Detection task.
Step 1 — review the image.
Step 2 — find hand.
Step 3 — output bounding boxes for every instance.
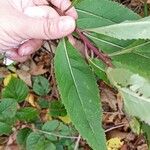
[0,0,77,62]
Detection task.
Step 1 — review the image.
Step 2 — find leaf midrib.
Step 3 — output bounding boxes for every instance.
[63,39,98,144]
[121,88,150,102]
[86,33,124,49]
[0,102,13,114]
[109,41,150,57]
[86,33,150,59]
[76,8,115,24]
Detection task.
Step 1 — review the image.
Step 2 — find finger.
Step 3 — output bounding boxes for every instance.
[22,6,59,56]
[24,6,59,18]
[5,49,28,62]
[33,0,78,19]
[22,15,75,39]
[50,0,78,19]
[33,0,49,5]
[18,39,43,56]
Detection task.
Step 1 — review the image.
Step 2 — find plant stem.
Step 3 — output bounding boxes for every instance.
[144,1,148,17]
[64,4,73,13]
[105,123,125,133]
[38,129,79,139]
[75,28,113,67]
[74,135,81,150]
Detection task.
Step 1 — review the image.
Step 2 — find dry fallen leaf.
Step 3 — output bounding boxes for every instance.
[0,67,10,79]
[26,93,37,107]
[107,130,128,140]
[40,109,52,122]
[29,61,48,75]
[16,70,32,87]
[100,82,118,111]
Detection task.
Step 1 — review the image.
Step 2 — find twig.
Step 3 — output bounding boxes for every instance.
[75,28,113,67]
[74,135,81,150]
[37,129,79,139]
[64,4,73,13]
[50,60,59,99]
[105,123,125,133]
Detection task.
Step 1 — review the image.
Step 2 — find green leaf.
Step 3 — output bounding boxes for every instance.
[37,98,49,109]
[42,120,60,132]
[0,116,17,126]
[76,0,140,29]
[76,0,149,78]
[110,40,150,79]
[76,0,149,79]
[17,128,32,148]
[85,32,134,54]
[0,122,12,135]
[2,77,29,102]
[88,16,150,40]
[45,143,56,150]
[129,118,141,135]
[33,76,50,96]
[88,58,109,83]
[49,101,67,117]
[107,68,150,124]
[77,0,140,53]
[54,39,106,150]
[87,33,150,78]
[16,107,38,122]
[0,98,17,118]
[26,132,46,150]
[71,0,83,6]
[142,123,150,150]
[42,120,70,141]
[26,132,56,150]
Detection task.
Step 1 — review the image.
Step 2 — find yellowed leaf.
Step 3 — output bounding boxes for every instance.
[3,73,17,86]
[26,94,36,107]
[58,115,71,124]
[107,137,123,150]
[16,70,32,87]
[41,110,52,122]
[46,113,52,121]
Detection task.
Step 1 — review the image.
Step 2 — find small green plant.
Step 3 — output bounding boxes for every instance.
[54,0,150,149]
[0,0,150,149]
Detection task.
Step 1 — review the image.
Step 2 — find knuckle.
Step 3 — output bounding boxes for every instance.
[43,19,52,39]
[43,19,58,39]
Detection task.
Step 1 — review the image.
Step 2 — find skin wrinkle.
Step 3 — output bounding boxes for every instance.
[60,0,67,11]
[43,19,58,39]
[0,42,10,50]
[0,26,20,49]
[7,0,33,11]
[33,0,48,5]
[13,30,27,44]
[1,26,20,44]
[43,19,50,39]
[7,0,23,11]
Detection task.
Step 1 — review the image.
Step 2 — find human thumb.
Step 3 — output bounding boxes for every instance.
[22,15,76,40]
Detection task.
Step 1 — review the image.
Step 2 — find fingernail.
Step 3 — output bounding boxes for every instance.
[59,17,75,32]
